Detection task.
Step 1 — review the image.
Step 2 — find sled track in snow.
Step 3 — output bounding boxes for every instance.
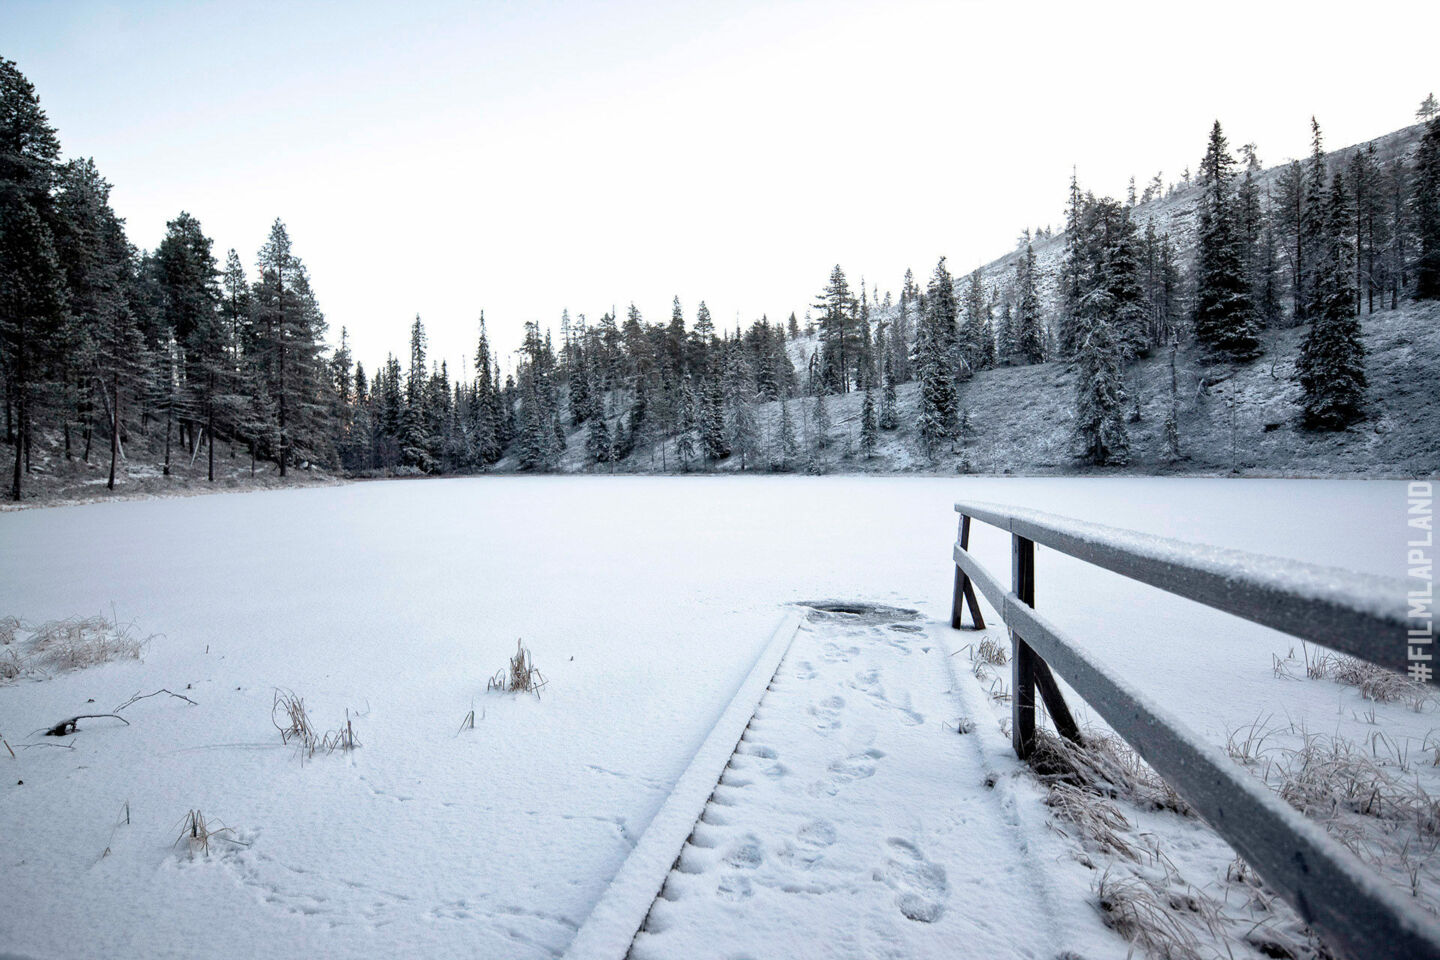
[562,610,805,960]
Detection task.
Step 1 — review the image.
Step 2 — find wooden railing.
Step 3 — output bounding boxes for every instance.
[950,500,1440,960]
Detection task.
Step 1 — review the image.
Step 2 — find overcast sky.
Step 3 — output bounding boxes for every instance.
[4,0,1436,375]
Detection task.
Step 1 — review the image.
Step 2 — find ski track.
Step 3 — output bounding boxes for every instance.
[626,611,1060,960]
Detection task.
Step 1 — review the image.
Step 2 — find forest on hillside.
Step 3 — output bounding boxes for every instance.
[3,56,1439,500]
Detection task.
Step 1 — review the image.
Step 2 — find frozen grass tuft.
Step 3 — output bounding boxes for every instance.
[1031,728,1190,818]
[1297,642,1432,711]
[488,639,548,698]
[174,809,243,857]
[0,613,149,682]
[1096,870,1208,960]
[271,689,361,759]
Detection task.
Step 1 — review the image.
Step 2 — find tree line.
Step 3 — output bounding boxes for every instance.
[4,56,1439,498]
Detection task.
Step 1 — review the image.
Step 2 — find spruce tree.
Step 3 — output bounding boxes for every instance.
[1194,121,1262,361]
[812,391,831,450]
[699,372,729,462]
[585,407,611,464]
[859,387,878,458]
[776,397,798,470]
[1014,241,1045,364]
[1072,313,1130,466]
[879,361,899,431]
[400,315,436,471]
[915,257,958,456]
[1297,171,1367,429]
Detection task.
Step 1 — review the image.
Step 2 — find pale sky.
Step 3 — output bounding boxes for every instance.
[4,0,1436,376]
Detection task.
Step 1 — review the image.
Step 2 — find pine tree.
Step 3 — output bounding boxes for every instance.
[815,264,854,393]
[252,220,328,475]
[1,59,65,499]
[155,211,224,477]
[1193,121,1262,361]
[1297,171,1367,429]
[1415,117,1440,300]
[1,195,65,499]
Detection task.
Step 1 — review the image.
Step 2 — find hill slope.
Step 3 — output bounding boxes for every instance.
[532,300,1439,478]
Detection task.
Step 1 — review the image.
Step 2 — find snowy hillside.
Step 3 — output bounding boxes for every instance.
[969,121,1433,318]
[524,299,1440,478]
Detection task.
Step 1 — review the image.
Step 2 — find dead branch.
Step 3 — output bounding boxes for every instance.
[41,713,130,737]
[114,688,198,712]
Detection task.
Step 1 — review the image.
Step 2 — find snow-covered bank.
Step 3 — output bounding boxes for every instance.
[0,477,1430,958]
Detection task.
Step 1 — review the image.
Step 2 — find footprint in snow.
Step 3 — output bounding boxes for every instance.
[875,838,948,923]
[725,838,764,870]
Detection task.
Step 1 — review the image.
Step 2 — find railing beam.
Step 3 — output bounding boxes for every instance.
[951,511,1440,960]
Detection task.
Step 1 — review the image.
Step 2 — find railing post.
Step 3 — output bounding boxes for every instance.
[1011,534,1037,758]
[951,514,985,630]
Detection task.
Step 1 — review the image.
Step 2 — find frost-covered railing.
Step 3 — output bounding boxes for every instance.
[951,501,1440,960]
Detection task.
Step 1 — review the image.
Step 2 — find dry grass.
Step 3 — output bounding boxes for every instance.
[174,809,242,857]
[1297,642,1432,711]
[1026,727,1324,960]
[1226,716,1440,915]
[271,689,361,760]
[1031,727,1190,818]
[1096,871,1209,960]
[488,639,548,698]
[0,613,149,682]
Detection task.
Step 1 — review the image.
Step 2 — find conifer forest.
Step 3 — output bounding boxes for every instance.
[4,57,1439,501]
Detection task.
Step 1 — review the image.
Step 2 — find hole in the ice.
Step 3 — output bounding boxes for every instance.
[796,600,922,624]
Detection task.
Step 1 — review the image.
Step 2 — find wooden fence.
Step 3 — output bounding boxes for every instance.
[950,500,1440,960]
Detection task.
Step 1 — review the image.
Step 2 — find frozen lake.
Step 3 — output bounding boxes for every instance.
[0,477,1422,959]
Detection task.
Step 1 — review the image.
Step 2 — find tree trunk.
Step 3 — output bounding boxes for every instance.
[10,393,22,502]
[207,380,215,482]
[163,401,172,476]
[107,372,119,491]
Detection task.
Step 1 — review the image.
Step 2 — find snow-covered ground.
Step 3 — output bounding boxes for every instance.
[0,477,1429,958]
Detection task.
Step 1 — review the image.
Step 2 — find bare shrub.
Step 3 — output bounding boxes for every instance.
[488,639,547,697]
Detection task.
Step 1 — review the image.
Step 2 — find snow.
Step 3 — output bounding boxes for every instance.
[0,477,1432,958]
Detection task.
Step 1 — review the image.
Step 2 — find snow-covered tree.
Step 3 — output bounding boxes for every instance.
[1297,171,1367,430]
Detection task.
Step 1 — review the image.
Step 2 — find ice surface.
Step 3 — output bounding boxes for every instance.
[0,476,1428,958]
